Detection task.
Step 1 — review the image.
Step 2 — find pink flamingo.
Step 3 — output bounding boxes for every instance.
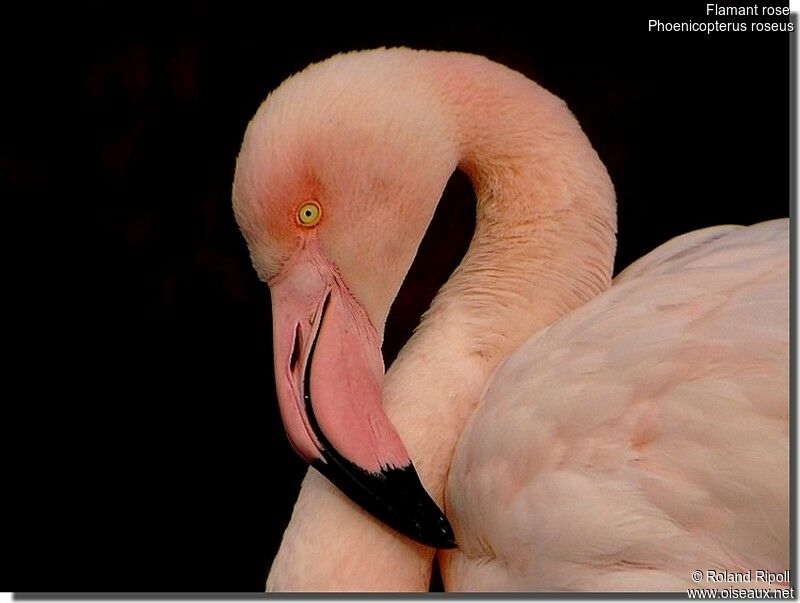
[232,48,788,591]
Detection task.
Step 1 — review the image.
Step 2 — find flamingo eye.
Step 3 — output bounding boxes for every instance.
[297,201,322,227]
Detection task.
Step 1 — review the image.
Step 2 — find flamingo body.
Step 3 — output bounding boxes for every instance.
[443,220,788,590]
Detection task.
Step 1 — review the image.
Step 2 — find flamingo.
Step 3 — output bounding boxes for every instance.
[231,48,789,591]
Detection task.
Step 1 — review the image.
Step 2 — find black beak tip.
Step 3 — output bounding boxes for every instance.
[426,520,458,550]
[406,503,458,549]
[440,536,458,550]
[312,456,460,550]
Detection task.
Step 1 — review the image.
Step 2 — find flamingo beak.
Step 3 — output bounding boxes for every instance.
[269,253,456,549]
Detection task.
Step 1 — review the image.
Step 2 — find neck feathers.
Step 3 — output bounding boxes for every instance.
[435,51,616,358]
[384,51,616,487]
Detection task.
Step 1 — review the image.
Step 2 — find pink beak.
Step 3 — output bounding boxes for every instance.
[269,250,455,549]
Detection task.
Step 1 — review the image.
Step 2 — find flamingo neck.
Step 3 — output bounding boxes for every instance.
[267,51,617,591]
[385,51,617,498]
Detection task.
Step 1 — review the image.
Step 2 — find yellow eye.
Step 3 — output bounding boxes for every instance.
[297,201,322,227]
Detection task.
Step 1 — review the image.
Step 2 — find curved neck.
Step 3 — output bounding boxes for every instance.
[267,52,616,591]
[385,52,617,570]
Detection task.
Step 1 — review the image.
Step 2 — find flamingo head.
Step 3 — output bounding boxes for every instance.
[232,50,458,548]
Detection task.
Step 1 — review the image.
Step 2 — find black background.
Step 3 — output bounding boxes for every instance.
[10,2,790,592]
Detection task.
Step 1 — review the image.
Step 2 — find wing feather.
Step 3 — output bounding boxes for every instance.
[442,220,789,591]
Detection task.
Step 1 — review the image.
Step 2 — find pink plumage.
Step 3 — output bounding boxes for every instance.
[232,48,788,592]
